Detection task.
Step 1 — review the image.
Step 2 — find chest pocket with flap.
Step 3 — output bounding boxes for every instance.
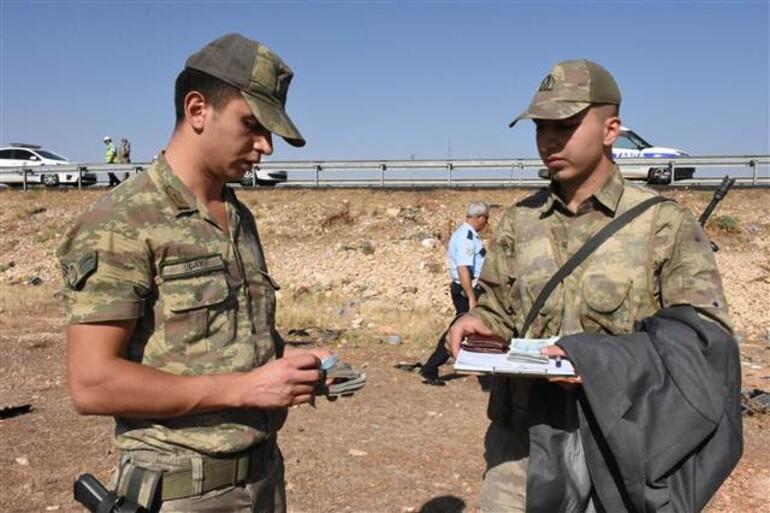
[159,254,234,350]
[580,272,634,335]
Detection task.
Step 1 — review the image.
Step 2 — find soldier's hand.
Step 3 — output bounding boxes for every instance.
[238,353,323,409]
[541,345,582,389]
[283,346,335,385]
[447,314,494,358]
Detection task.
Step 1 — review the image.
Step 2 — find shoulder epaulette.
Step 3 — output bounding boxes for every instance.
[516,189,549,209]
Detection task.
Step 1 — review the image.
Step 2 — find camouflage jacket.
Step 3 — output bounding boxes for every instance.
[471,166,730,423]
[57,155,286,456]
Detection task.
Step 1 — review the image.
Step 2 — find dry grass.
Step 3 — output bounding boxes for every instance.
[0,284,60,317]
[276,288,347,332]
[276,288,448,349]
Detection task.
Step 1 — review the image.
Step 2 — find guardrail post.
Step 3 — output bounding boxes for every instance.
[380,164,387,187]
[314,164,321,187]
[251,167,257,187]
[668,161,675,185]
[749,159,757,186]
[447,162,453,186]
[77,166,84,190]
[518,162,524,186]
[22,168,28,191]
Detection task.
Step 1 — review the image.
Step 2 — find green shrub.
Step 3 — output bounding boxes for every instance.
[712,215,741,234]
[360,241,375,255]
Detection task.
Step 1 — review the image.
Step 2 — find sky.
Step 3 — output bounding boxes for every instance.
[1,1,768,164]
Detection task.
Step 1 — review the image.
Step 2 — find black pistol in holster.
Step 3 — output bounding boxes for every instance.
[697,175,736,252]
[74,473,147,513]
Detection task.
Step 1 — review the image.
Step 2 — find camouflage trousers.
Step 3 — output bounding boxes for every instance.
[480,421,529,512]
[113,441,286,513]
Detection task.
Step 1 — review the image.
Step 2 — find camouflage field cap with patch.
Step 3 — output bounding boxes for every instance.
[185,33,305,147]
[509,59,621,128]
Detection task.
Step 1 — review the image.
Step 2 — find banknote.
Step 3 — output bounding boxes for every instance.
[506,336,561,364]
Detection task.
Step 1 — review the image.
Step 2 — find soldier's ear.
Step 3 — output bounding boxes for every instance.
[183,91,208,133]
[603,114,621,147]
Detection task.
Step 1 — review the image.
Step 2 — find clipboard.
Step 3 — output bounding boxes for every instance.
[454,348,576,377]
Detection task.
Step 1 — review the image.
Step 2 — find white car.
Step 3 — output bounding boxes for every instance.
[239,167,288,187]
[612,127,695,183]
[0,143,97,187]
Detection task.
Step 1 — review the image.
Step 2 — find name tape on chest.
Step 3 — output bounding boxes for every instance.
[160,254,226,280]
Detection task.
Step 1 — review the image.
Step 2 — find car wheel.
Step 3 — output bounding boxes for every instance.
[647,167,671,184]
[240,171,255,187]
[42,173,60,187]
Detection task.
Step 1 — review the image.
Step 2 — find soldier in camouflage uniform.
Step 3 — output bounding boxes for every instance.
[58,34,329,512]
[447,60,730,512]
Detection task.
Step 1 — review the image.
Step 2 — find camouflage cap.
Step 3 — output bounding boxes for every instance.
[509,59,621,128]
[185,33,305,147]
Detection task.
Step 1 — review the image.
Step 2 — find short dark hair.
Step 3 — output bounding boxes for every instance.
[594,103,620,117]
[174,68,241,126]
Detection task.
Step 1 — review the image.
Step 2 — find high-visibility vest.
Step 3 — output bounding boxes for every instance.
[105,143,117,163]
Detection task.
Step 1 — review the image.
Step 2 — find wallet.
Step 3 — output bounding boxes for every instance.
[461,334,509,354]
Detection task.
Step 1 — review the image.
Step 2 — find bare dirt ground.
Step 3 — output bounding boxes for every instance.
[1,186,769,512]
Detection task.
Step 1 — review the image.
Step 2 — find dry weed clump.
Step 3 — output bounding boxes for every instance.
[320,202,354,230]
[277,288,345,330]
[24,205,47,217]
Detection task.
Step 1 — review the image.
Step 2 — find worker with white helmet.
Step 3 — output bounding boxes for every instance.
[103,136,120,186]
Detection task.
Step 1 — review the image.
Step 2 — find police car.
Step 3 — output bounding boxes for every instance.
[0,143,97,187]
[239,167,288,187]
[612,127,695,183]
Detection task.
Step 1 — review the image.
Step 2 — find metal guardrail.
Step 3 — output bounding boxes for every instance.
[0,155,767,189]
[0,164,146,191]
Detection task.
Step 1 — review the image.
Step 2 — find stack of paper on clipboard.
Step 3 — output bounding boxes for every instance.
[454,336,576,377]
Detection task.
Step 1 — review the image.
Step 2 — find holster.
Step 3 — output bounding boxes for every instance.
[115,461,162,511]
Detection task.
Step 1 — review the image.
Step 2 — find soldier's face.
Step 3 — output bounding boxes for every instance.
[535,107,616,183]
[201,96,273,180]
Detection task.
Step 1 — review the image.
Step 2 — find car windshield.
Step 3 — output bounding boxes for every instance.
[614,135,641,150]
[621,130,652,150]
[35,150,68,161]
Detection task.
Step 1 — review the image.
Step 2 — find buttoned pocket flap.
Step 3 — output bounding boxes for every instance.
[583,275,632,313]
[164,273,229,313]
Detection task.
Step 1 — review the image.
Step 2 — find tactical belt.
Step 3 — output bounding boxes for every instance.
[120,440,273,505]
[160,452,251,501]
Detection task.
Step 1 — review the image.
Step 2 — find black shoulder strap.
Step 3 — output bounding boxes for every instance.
[520,195,668,337]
